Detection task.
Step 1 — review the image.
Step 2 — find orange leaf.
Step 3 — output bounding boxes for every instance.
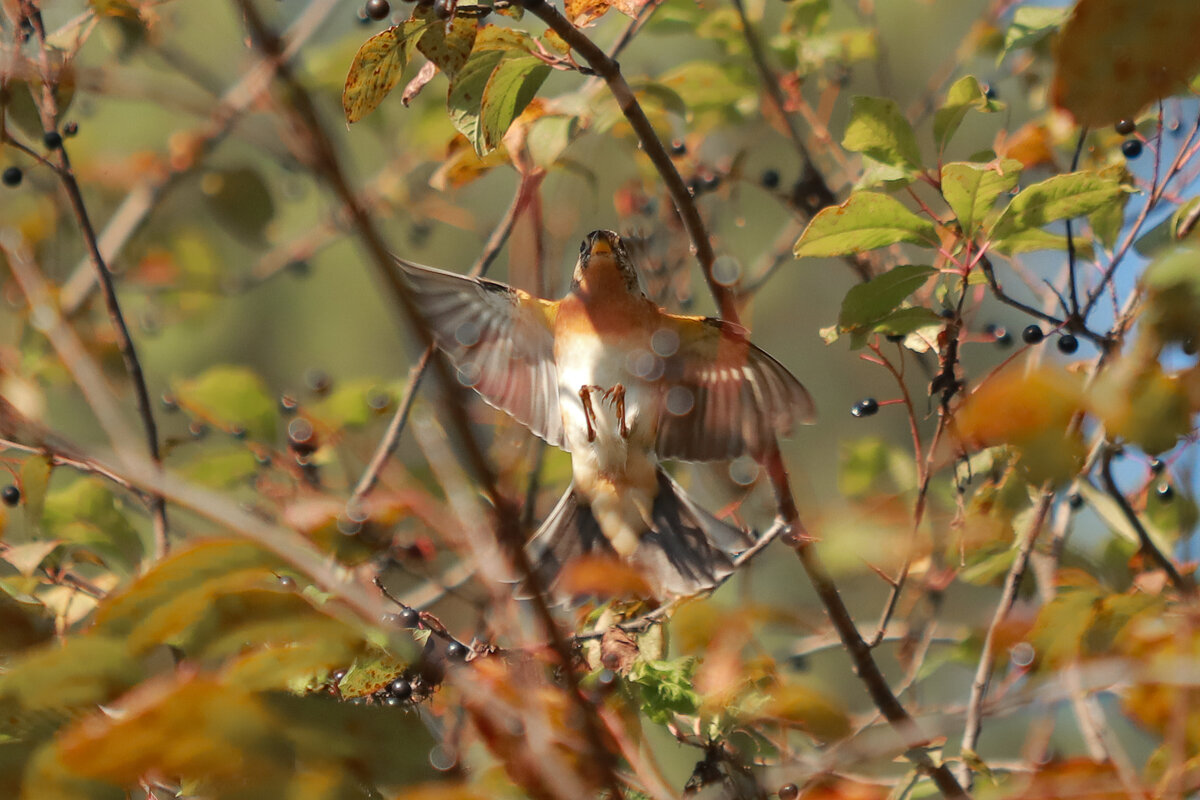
[557,555,652,600]
[1052,0,1200,126]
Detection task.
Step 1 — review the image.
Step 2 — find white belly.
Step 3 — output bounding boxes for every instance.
[555,333,658,473]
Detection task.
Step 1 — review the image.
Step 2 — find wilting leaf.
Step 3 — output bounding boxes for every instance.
[795,192,938,257]
[414,5,476,77]
[342,21,425,123]
[1052,0,1200,126]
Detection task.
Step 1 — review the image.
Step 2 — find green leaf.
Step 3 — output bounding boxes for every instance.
[940,160,1022,237]
[43,479,143,574]
[932,75,1003,153]
[0,636,139,720]
[627,657,699,724]
[18,456,52,533]
[199,168,274,243]
[309,379,393,429]
[657,61,749,111]
[989,227,1092,258]
[480,55,550,152]
[173,365,275,440]
[838,265,936,330]
[1000,6,1069,62]
[526,115,577,168]
[842,96,922,176]
[448,48,507,154]
[854,154,915,192]
[989,171,1125,242]
[342,21,425,124]
[1088,164,1132,250]
[180,446,258,489]
[794,192,938,257]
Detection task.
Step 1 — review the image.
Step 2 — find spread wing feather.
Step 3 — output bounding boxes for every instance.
[656,316,815,461]
[396,258,566,449]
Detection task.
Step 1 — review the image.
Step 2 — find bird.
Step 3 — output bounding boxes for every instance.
[396,229,815,600]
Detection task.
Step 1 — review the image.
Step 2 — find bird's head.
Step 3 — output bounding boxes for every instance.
[570,230,643,297]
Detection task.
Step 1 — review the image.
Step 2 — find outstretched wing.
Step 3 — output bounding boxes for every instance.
[655,315,815,461]
[396,258,565,449]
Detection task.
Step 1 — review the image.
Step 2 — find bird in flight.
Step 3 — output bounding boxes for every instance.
[397,230,815,600]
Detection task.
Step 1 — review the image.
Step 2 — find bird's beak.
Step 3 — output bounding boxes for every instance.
[589,238,614,258]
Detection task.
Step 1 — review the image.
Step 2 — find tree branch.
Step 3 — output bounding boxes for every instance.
[229,4,624,796]
[517,0,738,323]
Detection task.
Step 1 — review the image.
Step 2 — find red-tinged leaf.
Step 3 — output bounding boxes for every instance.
[557,554,653,600]
[1052,0,1200,126]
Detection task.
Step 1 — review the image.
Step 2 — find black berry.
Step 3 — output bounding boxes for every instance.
[383,695,402,707]
[2,166,23,187]
[365,0,391,19]
[1121,139,1143,159]
[1022,325,1044,345]
[229,425,247,440]
[63,121,79,137]
[761,169,780,189]
[851,398,879,418]
[1067,492,1083,510]
[1,485,20,506]
[398,607,420,628]
[277,575,296,589]
[1115,119,1136,136]
[160,392,179,412]
[1150,458,1165,475]
[983,83,998,101]
[279,394,299,415]
[669,139,686,156]
[188,420,209,439]
[445,641,469,661]
[1057,334,1079,354]
[42,131,62,149]
[700,172,721,191]
[779,785,800,800]
[1156,482,1175,501]
[389,678,413,701]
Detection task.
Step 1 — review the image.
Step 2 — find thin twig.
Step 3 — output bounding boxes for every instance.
[957,488,1054,789]
[350,176,534,503]
[57,0,343,316]
[26,13,168,557]
[518,0,738,323]
[1099,447,1195,596]
[229,5,624,796]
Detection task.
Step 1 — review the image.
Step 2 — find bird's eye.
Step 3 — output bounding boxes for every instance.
[579,238,589,256]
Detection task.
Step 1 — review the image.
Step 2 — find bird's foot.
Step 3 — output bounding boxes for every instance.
[608,384,629,438]
[579,385,598,443]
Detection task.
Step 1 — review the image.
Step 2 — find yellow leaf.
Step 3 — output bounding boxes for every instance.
[1052,0,1200,126]
[343,22,424,124]
[414,6,477,77]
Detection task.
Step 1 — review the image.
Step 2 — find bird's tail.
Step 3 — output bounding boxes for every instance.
[526,469,751,601]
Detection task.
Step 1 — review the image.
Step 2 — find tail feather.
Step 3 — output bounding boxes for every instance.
[525,469,749,601]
